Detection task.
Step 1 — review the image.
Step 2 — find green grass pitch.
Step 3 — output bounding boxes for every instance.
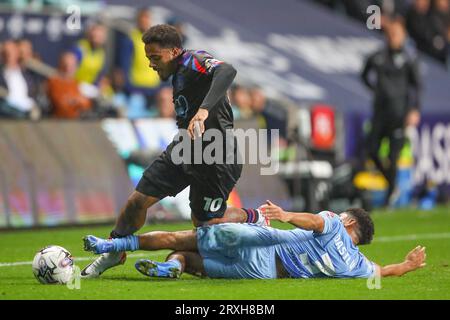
[0,207,449,300]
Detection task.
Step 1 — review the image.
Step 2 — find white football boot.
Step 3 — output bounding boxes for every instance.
[80,252,127,278]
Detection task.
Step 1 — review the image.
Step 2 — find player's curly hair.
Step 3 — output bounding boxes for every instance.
[142,24,182,48]
[345,208,374,245]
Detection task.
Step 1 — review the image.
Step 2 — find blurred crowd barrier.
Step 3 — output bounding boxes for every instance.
[0,120,133,228]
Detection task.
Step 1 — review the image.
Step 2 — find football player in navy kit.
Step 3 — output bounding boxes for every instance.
[81,24,267,278]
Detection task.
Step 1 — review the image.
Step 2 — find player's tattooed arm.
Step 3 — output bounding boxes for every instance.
[374,245,427,277]
[260,200,325,233]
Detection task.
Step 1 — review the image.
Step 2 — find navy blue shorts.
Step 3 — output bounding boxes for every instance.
[136,141,242,222]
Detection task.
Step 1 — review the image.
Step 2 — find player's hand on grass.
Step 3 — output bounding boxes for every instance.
[405,245,427,270]
[260,200,291,223]
[188,108,209,139]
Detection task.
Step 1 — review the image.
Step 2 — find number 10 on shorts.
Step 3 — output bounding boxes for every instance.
[203,197,223,212]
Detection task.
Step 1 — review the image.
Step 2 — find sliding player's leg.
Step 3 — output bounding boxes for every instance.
[197,223,279,253]
[84,229,198,254]
[170,251,205,276]
[133,224,281,280]
[135,251,205,279]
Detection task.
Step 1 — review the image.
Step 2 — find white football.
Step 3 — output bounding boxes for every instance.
[32,245,74,284]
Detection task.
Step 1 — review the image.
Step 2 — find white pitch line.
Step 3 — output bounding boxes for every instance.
[0,252,168,268]
[373,232,450,243]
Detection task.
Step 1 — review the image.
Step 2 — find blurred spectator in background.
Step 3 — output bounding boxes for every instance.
[17,39,37,65]
[0,40,40,119]
[447,23,450,70]
[429,0,450,62]
[114,8,160,118]
[406,0,436,55]
[155,86,175,118]
[72,22,108,86]
[361,19,422,207]
[47,52,92,119]
[229,84,252,119]
[315,0,450,65]
[167,16,188,47]
[249,86,288,140]
[383,0,410,17]
[16,38,54,116]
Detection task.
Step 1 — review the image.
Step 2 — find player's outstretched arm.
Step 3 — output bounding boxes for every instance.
[375,245,427,277]
[260,200,324,233]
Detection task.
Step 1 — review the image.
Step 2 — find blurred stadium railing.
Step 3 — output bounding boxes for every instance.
[0,120,132,228]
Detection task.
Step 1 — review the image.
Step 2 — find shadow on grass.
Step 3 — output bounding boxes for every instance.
[100,276,201,283]
[98,275,329,286]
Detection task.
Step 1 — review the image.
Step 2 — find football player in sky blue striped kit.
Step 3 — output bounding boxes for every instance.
[83,200,426,279]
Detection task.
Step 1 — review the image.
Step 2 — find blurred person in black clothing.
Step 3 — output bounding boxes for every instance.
[361,19,421,207]
[342,0,378,22]
[249,86,288,141]
[406,0,436,54]
[430,0,450,36]
[429,0,450,62]
[0,40,40,119]
[447,23,450,69]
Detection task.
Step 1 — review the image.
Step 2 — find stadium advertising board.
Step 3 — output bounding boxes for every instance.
[410,116,450,190]
[0,121,132,228]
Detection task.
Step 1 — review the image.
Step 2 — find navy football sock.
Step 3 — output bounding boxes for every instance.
[242,208,260,223]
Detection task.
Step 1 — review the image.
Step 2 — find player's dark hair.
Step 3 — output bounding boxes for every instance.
[142,24,182,48]
[345,208,374,245]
